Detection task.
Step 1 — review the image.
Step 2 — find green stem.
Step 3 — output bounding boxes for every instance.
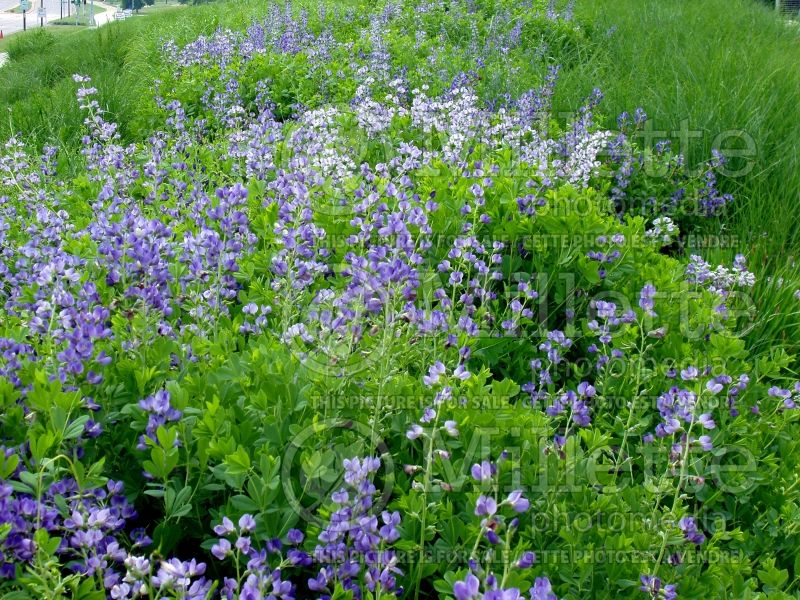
[653,415,696,577]
[413,411,441,600]
[610,323,648,487]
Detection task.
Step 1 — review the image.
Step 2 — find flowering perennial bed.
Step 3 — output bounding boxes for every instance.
[1,0,799,598]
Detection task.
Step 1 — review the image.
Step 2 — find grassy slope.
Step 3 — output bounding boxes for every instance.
[0,0,369,143]
[0,22,153,146]
[0,2,254,149]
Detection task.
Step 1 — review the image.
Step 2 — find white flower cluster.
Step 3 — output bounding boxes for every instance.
[645,216,678,245]
[289,106,357,182]
[686,254,756,297]
[354,78,409,137]
[410,85,491,161]
[562,130,613,187]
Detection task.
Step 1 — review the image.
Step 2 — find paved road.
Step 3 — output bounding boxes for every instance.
[0,0,116,38]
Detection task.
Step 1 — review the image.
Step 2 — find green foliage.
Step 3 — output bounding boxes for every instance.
[6,29,56,61]
[0,0,799,598]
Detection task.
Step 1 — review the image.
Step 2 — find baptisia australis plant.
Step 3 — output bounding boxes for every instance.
[450,457,558,600]
[2,1,800,599]
[308,457,403,599]
[209,514,299,599]
[0,473,136,582]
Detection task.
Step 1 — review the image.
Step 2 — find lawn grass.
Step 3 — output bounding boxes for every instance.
[50,19,98,26]
[50,4,104,25]
[136,3,185,15]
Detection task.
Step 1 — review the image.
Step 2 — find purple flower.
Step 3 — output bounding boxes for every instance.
[454,573,480,600]
[235,536,252,554]
[470,460,496,482]
[286,528,304,545]
[423,361,447,387]
[214,517,235,536]
[238,514,256,533]
[515,551,536,569]
[211,538,232,560]
[639,574,677,600]
[697,413,716,429]
[697,435,714,451]
[288,549,312,566]
[504,490,530,513]
[639,284,657,316]
[420,407,436,423]
[474,495,497,517]
[406,424,424,440]
[454,364,471,381]
[311,457,401,596]
[679,516,705,546]
[530,577,558,600]
[380,511,401,542]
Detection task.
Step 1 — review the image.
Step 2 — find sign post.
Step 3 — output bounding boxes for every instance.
[20,0,30,30]
[38,3,45,26]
